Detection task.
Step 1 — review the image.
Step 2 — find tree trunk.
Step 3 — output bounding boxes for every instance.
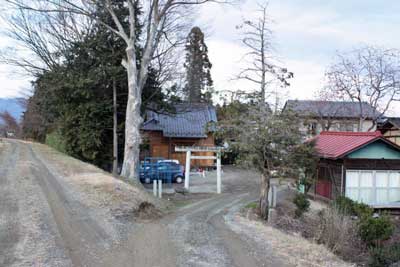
[112,78,118,176]
[358,117,364,132]
[121,46,143,179]
[367,120,376,132]
[259,171,270,220]
[358,101,364,131]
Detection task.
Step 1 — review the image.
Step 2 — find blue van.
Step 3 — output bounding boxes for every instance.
[140,158,184,184]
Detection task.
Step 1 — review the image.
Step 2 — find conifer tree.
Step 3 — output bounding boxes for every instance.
[183,27,214,103]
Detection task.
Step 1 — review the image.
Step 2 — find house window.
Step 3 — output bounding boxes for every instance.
[339,122,354,132]
[346,170,400,205]
[307,122,317,135]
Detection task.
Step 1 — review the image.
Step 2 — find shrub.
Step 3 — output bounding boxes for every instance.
[358,215,394,247]
[293,193,310,217]
[45,131,67,153]
[333,196,355,215]
[369,243,400,267]
[333,196,373,218]
[354,203,374,219]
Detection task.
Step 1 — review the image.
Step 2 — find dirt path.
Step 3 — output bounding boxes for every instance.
[0,139,349,267]
[0,140,20,265]
[0,140,72,267]
[26,145,111,266]
[0,140,168,267]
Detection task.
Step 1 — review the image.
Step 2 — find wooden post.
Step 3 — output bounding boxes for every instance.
[168,137,172,159]
[314,160,319,198]
[185,150,191,190]
[217,152,221,194]
[341,164,344,196]
[268,186,272,207]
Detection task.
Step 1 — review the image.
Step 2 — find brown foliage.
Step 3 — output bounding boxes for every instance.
[0,111,20,137]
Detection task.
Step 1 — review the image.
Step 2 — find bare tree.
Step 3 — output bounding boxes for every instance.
[5,0,231,179]
[233,1,294,219]
[325,46,400,131]
[0,111,20,137]
[236,1,293,106]
[1,3,91,75]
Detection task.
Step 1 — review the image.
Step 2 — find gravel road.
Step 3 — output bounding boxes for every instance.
[0,139,349,267]
[0,139,157,267]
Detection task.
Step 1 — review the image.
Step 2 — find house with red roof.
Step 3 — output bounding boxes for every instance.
[313,131,400,208]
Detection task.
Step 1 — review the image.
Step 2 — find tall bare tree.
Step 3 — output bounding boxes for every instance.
[324,46,400,131]
[236,1,293,219]
[236,1,292,107]
[5,0,229,179]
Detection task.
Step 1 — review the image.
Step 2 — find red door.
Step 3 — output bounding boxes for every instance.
[316,180,332,199]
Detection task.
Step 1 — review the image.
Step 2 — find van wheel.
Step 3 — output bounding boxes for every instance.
[175,176,184,184]
[144,177,151,184]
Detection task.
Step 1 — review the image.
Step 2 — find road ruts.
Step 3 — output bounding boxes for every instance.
[169,191,287,267]
[0,141,20,266]
[1,139,294,267]
[26,143,112,267]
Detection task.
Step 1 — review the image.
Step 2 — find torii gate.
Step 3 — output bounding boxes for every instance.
[175,146,223,194]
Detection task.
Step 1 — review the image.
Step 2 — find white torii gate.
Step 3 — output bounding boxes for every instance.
[175,146,223,194]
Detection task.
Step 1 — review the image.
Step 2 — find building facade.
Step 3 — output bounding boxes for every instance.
[141,103,217,168]
[313,131,400,208]
[283,100,379,137]
[378,117,400,146]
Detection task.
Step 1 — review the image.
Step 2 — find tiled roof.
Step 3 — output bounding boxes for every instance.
[284,100,380,119]
[386,117,400,129]
[313,131,384,159]
[141,103,217,138]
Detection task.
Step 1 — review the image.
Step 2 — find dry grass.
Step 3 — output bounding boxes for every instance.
[0,139,6,151]
[226,213,354,267]
[271,190,368,265]
[314,208,368,263]
[31,142,165,220]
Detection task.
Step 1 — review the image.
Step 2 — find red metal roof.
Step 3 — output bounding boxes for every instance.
[313,131,383,159]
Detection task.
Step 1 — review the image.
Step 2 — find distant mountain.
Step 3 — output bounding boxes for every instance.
[0,98,26,122]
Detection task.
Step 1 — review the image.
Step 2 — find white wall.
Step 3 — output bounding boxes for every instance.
[299,118,376,138]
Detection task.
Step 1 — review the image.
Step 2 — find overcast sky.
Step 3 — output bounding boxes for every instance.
[198,0,400,111]
[1,0,400,111]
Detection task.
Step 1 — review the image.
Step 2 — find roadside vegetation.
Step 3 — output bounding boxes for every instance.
[2,0,220,176]
[45,130,67,154]
[1,1,400,265]
[259,191,400,266]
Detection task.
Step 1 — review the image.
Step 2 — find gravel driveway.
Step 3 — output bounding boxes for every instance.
[0,139,350,267]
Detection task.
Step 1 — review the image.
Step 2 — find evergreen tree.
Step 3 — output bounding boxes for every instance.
[21,1,180,170]
[183,27,214,103]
